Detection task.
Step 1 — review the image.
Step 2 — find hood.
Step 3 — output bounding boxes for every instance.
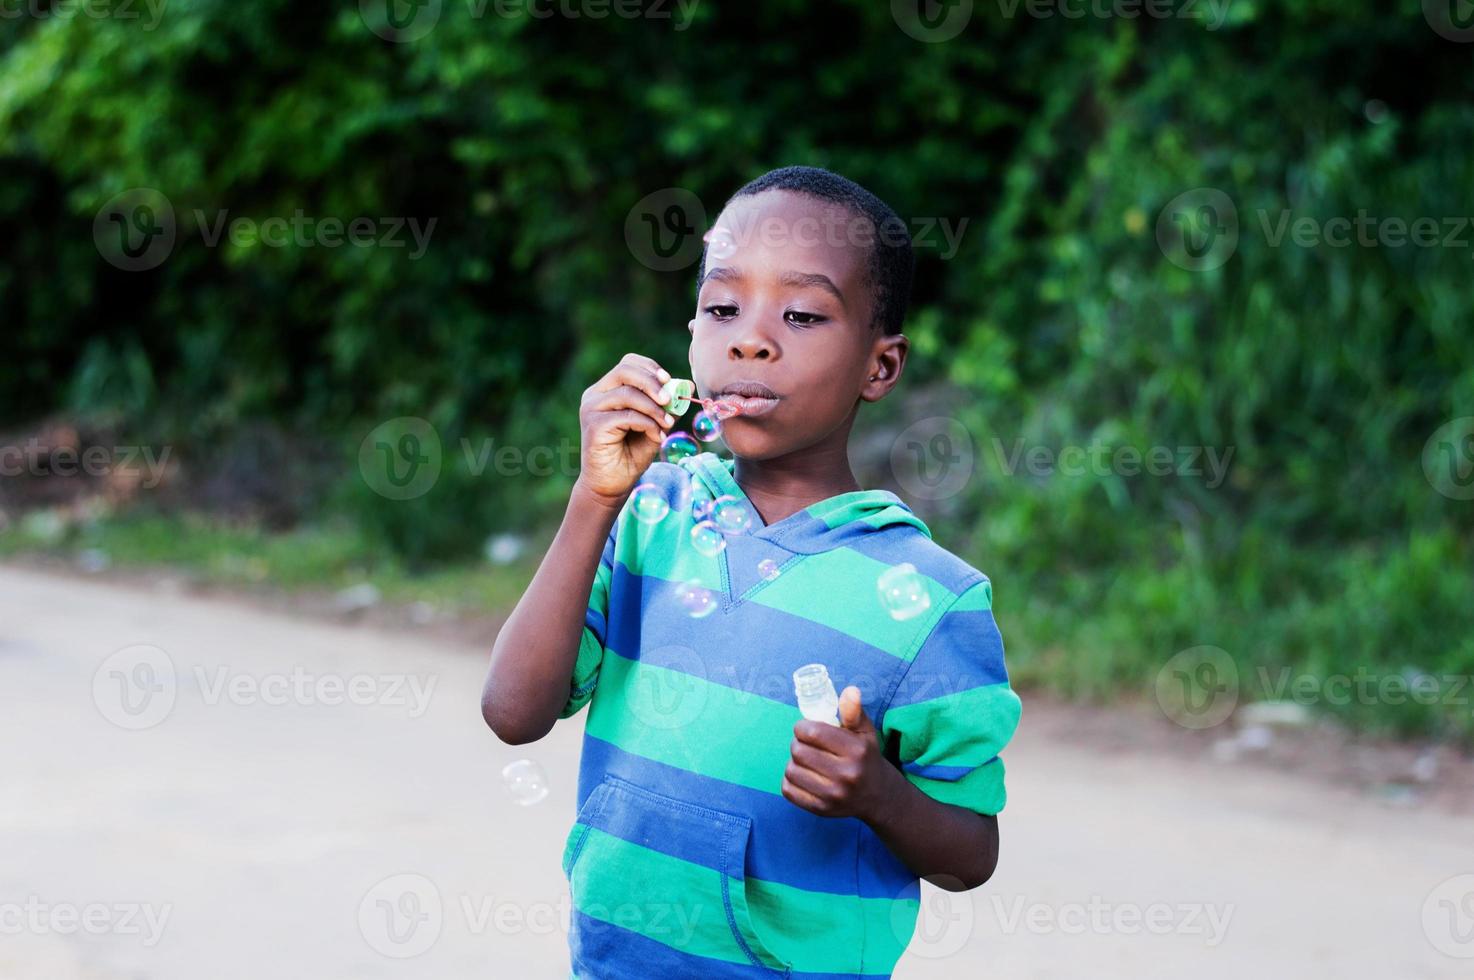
[683,452,931,556]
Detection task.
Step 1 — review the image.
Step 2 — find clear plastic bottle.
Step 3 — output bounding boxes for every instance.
[793,663,840,726]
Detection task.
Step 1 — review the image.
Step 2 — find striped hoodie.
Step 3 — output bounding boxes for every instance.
[557,452,1021,979]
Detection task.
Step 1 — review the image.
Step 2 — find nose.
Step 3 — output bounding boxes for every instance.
[727,315,780,362]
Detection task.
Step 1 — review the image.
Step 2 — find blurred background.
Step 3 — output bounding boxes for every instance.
[2,1,1473,977]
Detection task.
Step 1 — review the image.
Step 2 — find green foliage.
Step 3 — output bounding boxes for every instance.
[2,1,1471,737]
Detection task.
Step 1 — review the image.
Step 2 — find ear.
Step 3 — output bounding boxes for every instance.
[859,333,908,403]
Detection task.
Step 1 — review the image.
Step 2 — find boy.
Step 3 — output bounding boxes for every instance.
[482,166,1022,978]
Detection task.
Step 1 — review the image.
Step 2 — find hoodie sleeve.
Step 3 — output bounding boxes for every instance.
[879,577,1022,816]
[557,520,617,719]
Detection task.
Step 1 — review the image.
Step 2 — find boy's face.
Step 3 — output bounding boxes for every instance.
[688,189,904,462]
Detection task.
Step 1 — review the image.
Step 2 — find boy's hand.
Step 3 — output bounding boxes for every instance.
[782,686,901,822]
[575,353,676,505]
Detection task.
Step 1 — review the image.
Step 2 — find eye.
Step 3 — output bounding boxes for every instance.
[704,304,738,320]
[785,310,826,327]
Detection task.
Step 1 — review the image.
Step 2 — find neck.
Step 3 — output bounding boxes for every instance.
[733,436,861,526]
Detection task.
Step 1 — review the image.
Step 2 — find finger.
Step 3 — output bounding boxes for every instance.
[783,759,835,801]
[591,358,670,399]
[589,409,663,445]
[793,719,850,756]
[838,686,874,734]
[618,351,671,385]
[587,385,675,428]
[780,774,831,815]
[789,738,842,774]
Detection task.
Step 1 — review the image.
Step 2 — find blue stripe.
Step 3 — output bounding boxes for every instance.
[570,908,896,980]
[577,735,916,900]
[901,756,999,781]
[887,610,1008,708]
[604,563,908,722]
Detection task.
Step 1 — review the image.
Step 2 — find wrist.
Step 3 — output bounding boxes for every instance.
[570,479,629,517]
[861,759,915,833]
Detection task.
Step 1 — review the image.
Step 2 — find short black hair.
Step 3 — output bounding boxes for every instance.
[697,165,915,336]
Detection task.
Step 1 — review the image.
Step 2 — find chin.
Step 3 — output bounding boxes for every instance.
[716,424,789,461]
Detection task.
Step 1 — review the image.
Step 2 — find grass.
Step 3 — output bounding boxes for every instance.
[0,510,536,616]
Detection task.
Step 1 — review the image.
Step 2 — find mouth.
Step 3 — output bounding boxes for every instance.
[709,381,781,419]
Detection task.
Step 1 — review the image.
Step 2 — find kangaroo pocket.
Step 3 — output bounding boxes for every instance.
[562,774,791,978]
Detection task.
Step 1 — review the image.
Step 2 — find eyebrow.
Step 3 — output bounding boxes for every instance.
[699,266,846,304]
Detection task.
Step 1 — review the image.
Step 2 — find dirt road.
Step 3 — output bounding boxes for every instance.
[1,565,1469,978]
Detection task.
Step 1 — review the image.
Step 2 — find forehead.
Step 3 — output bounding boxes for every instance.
[708,190,870,289]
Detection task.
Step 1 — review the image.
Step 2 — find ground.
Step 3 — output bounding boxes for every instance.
[1,565,1469,978]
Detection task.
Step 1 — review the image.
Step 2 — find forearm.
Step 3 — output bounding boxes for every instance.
[481,482,623,743]
[864,764,999,892]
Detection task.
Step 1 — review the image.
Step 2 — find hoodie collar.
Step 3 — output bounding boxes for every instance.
[687,452,930,555]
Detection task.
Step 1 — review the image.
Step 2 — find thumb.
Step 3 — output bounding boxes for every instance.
[838,686,874,734]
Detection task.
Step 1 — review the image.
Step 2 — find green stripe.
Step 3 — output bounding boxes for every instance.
[906,758,1009,815]
[570,827,790,970]
[750,549,956,659]
[585,655,795,794]
[745,876,914,973]
[885,683,1022,767]
[617,509,724,590]
[950,578,993,612]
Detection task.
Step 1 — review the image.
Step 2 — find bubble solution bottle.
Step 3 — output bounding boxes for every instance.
[793,663,840,726]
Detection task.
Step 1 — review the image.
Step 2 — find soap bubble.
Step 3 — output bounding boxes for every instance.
[712,495,751,534]
[703,226,738,261]
[758,558,781,581]
[692,410,722,442]
[501,759,549,806]
[709,400,742,420]
[675,580,719,618]
[661,432,699,464]
[631,483,669,524]
[690,520,726,557]
[877,563,931,621]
